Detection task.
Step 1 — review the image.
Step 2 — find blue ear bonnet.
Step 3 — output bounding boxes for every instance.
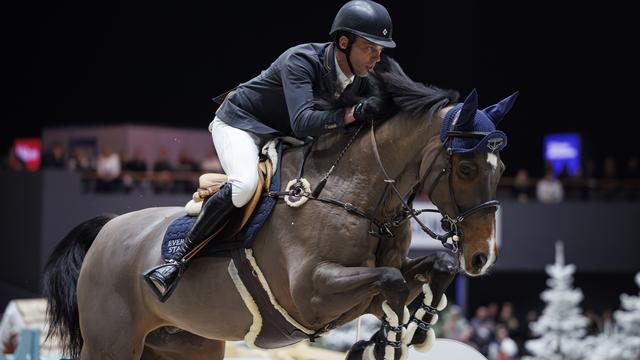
[439,89,518,154]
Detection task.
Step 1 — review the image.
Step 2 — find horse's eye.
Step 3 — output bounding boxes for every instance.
[458,162,477,177]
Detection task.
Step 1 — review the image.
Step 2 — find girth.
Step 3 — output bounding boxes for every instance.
[229,248,330,349]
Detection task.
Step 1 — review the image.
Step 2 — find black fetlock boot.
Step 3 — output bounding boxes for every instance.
[143,184,235,302]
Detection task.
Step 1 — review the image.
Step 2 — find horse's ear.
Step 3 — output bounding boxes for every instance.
[456,89,478,129]
[483,91,519,125]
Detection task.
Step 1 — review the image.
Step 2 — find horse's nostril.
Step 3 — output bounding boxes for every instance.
[472,253,488,271]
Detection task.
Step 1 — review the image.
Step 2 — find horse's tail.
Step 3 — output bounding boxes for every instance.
[43,214,117,359]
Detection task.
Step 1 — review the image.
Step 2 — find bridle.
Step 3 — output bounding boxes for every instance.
[268,119,501,254]
[367,120,500,253]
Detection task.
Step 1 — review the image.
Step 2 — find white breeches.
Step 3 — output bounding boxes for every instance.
[210,116,264,208]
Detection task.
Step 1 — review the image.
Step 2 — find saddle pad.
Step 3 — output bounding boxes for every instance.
[161,216,197,259]
[160,141,283,259]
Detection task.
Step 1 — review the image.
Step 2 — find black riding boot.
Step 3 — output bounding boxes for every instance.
[144,184,235,302]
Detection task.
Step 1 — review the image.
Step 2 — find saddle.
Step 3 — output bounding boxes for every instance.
[186,159,273,230]
[161,142,280,261]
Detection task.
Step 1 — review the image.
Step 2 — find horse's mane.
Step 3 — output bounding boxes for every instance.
[315,55,459,122]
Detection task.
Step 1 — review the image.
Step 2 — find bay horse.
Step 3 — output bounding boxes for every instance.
[44,58,517,360]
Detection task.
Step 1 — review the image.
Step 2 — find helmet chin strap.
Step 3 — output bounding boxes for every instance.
[336,33,359,78]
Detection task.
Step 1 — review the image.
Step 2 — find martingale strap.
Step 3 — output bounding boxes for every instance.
[230,248,334,348]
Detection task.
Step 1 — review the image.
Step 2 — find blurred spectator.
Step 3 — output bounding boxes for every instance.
[175,149,200,192]
[3,146,26,171]
[41,141,66,169]
[176,149,200,172]
[470,306,496,356]
[458,325,475,348]
[488,324,518,360]
[200,149,223,173]
[523,309,538,342]
[621,156,639,200]
[68,146,96,192]
[536,162,564,203]
[579,158,598,200]
[487,302,499,322]
[601,156,619,200]
[601,308,614,336]
[123,147,148,173]
[442,305,470,342]
[152,148,175,193]
[512,168,533,202]
[95,144,121,192]
[583,158,597,179]
[67,146,95,173]
[520,309,538,357]
[603,156,617,177]
[584,309,601,336]
[498,302,520,337]
[558,164,571,180]
[622,156,638,179]
[122,147,148,193]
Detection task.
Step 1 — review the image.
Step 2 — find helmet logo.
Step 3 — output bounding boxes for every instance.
[382,29,388,36]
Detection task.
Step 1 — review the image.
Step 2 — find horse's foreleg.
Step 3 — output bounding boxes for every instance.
[346,251,457,359]
[311,264,409,318]
[402,251,458,352]
[364,251,457,317]
[311,264,409,360]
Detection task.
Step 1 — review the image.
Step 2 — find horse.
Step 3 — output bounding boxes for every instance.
[43,57,517,360]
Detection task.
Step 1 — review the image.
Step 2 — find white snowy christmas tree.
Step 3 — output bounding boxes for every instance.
[583,272,640,360]
[524,241,588,360]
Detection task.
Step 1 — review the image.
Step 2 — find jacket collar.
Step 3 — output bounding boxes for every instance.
[323,43,337,78]
[322,42,361,95]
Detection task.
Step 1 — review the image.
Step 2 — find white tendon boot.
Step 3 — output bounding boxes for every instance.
[402,283,447,352]
[362,301,410,360]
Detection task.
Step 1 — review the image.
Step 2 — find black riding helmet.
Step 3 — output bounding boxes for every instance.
[330,0,395,76]
[330,0,395,48]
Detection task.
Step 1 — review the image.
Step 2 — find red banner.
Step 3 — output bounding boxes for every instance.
[14,138,42,171]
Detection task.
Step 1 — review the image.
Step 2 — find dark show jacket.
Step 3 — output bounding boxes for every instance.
[215,42,371,138]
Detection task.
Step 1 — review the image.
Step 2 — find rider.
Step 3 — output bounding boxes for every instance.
[145,0,396,301]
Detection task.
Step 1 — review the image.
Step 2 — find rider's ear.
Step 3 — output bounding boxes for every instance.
[339,35,349,50]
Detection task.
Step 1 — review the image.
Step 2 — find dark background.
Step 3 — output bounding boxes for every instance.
[4,0,636,177]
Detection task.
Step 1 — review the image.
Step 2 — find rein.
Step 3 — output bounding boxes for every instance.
[268,120,500,254]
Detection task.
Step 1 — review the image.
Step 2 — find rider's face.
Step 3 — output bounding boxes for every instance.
[340,36,383,77]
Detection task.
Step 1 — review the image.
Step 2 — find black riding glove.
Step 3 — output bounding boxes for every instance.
[353,96,384,123]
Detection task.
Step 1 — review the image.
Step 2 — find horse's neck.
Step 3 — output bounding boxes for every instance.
[282,111,445,268]
[308,112,441,216]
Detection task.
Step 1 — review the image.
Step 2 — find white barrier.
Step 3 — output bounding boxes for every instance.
[409,339,487,359]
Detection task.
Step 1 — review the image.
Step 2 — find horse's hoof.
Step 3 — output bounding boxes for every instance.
[346,340,373,360]
[413,328,436,352]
